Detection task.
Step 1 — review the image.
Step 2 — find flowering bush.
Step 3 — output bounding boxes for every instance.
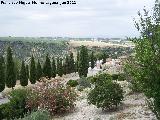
[26,79,77,115]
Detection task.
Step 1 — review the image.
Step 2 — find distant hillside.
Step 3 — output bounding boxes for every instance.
[0,37,69,61]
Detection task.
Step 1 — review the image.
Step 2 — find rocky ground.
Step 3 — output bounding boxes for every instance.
[54,82,156,120]
[0,68,157,120]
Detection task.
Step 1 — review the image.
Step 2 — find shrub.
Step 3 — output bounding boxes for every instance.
[112,74,119,80]
[77,77,91,91]
[67,80,79,87]
[94,73,112,87]
[26,79,77,115]
[0,88,30,119]
[88,80,123,111]
[18,109,51,120]
[118,73,125,81]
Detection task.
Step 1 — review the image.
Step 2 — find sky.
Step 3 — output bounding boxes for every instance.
[0,0,154,38]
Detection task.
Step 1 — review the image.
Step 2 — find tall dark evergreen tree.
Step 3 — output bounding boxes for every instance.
[30,55,36,84]
[69,52,75,73]
[102,52,109,64]
[20,61,28,87]
[91,51,95,69]
[57,57,63,77]
[78,46,89,77]
[6,47,16,89]
[52,57,56,78]
[36,60,42,81]
[0,56,5,92]
[65,55,70,74]
[26,65,29,80]
[43,54,52,78]
[75,51,79,72]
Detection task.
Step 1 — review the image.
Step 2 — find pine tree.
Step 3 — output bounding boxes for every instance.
[69,52,75,73]
[91,51,95,69]
[6,47,16,89]
[26,65,29,80]
[0,56,5,92]
[78,46,89,77]
[43,54,52,79]
[52,57,56,78]
[36,59,42,81]
[30,55,36,84]
[20,60,28,87]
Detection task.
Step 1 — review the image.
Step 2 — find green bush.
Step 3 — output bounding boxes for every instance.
[90,73,112,85]
[112,74,119,80]
[88,80,123,111]
[118,73,125,81]
[0,88,30,119]
[77,77,91,91]
[67,80,79,87]
[19,109,51,120]
[94,73,112,87]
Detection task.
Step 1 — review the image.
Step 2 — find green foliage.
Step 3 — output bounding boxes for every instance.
[67,80,79,87]
[52,57,56,78]
[20,61,28,87]
[102,52,109,64]
[26,80,77,115]
[78,46,89,77]
[30,55,36,84]
[19,110,51,120]
[88,80,123,111]
[36,59,43,81]
[69,52,76,73]
[43,54,52,79]
[25,65,29,80]
[118,73,125,81]
[92,73,112,86]
[90,51,95,69]
[111,74,119,80]
[77,77,91,91]
[0,56,5,92]
[6,46,16,88]
[0,88,29,119]
[125,1,160,119]
[57,58,63,77]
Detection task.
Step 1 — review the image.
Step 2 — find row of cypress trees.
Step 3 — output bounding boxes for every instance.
[0,45,93,92]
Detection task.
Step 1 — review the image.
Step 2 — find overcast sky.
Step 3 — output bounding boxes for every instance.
[0,0,154,38]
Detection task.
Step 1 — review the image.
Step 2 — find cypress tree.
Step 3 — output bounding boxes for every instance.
[102,52,109,64]
[20,60,28,87]
[91,51,95,69]
[59,58,63,77]
[26,65,29,80]
[63,59,67,75]
[78,46,89,77]
[36,59,42,81]
[69,52,75,73]
[65,55,70,74]
[52,57,56,78]
[75,51,79,72]
[43,54,52,79]
[57,57,63,77]
[30,55,36,84]
[0,56,5,92]
[6,47,16,89]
